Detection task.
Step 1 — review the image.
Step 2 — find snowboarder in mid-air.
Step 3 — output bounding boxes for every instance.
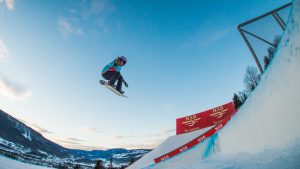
[100,56,128,95]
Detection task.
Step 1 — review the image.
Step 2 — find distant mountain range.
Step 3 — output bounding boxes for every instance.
[0,109,151,168]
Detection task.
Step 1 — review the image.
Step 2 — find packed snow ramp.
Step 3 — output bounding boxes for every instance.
[129,0,300,168]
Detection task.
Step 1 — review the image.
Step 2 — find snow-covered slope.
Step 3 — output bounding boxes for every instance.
[130,0,300,168]
[0,155,53,169]
[218,0,300,154]
[151,143,300,169]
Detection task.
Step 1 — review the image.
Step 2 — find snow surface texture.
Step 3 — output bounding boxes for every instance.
[130,0,300,168]
[150,143,300,169]
[0,155,53,169]
[218,0,300,153]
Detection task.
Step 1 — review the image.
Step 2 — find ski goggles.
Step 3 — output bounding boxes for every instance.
[118,58,126,66]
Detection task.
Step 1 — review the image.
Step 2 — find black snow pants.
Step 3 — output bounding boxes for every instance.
[102,71,123,91]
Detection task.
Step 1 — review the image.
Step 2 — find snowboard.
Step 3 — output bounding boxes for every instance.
[99,80,127,98]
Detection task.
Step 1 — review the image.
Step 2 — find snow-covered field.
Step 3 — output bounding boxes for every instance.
[0,155,53,169]
[130,0,300,168]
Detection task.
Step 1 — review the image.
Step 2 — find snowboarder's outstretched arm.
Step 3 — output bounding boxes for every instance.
[123,80,128,88]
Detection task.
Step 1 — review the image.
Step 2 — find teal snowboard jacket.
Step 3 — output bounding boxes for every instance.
[102,60,122,73]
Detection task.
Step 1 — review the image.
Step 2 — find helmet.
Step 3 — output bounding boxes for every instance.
[117,56,127,66]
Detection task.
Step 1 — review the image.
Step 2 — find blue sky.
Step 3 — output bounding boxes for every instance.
[0,0,290,150]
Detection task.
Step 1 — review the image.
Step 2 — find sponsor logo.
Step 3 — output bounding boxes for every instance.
[215,124,223,131]
[210,106,228,118]
[161,155,169,161]
[197,135,206,142]
[182,115,200,127]
[179,146,188,152]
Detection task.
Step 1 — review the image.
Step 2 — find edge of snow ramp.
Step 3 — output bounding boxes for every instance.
[127,108,237,169]
[128,125,216,169]
[153,110,238,164]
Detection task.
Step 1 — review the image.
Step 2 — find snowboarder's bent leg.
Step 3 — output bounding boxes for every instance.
[102,71,120,85]
[116,75,124,92]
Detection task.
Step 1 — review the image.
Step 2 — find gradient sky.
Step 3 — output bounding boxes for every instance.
[0,0,290,150]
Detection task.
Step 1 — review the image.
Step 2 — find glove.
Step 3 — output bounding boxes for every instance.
[123,81,128,88]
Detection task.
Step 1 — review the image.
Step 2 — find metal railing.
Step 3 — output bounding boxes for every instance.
[238,3,292,74]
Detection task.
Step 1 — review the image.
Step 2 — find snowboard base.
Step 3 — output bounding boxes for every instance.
[99,80,127,98]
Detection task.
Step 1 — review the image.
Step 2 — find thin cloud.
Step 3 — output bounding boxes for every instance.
[30,124,52,134]
[0,0,14,10]
[148,128,176,138]
[89,0,114,33]
[0,76,31,101]
[82,0,114,18]
[91,0,114,14]
[57,139,81,145]
[111,134,138,140]
[68,137,84,142]
[17,120,52,135]
[5,0,14,10]
[57,17,83,38]
[57,138,107,150]
[58,0,115,37]
[112,135,124,139]
[200,27,233,47]
[182,26,233,49]
[78,126,105,134]
[160,128,176,135]
[0,40,31,101]
[0,40,9,60]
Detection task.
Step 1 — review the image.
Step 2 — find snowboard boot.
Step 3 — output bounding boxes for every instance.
[117,89,125,94]
[108,81,116,88]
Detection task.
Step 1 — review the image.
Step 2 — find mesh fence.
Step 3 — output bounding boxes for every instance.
[238,3,292,74]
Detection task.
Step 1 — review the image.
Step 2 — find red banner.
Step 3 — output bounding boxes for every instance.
[154,109,238,164]
[176,102,235,135]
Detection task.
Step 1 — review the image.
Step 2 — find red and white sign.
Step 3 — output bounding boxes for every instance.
[176,102,236,135]
[154,109,238,164]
